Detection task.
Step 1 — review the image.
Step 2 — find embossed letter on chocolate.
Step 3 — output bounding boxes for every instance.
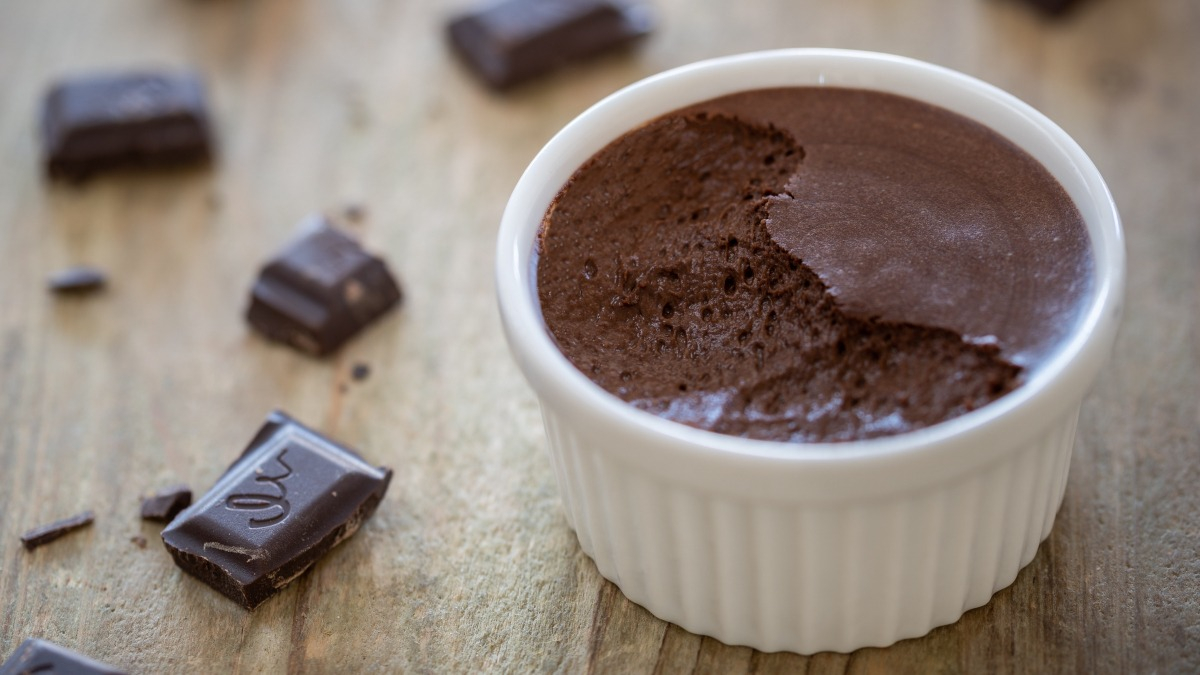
[41,70,214,180]
[161,411,392,610]
[246,216,403,356]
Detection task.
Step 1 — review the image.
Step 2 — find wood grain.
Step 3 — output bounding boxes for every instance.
[0,0,1196,672]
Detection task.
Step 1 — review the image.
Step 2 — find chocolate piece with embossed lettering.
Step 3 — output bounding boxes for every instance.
[0,638,126,675]
[246,215,403,356]
[20,510,95,551]
[41,70,213,181]
[140,483,193,522]
[161,411,392,610]
[447,0,655,90]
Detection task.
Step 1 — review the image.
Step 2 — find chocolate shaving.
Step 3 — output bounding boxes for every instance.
[21,510,95,550]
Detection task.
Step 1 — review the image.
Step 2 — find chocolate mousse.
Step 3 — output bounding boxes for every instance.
[536,87,1092,442]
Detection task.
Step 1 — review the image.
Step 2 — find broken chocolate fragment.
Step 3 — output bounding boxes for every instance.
[41,70,213,181]
[246,215,402,356]
[447,0,654,90]
[0,638,125,675]
[351,363,371,381]
[140,484,193,522]
[161,411,392,610]
[20,510,95,551]
[47,265,107,293]
[1016,0,1084,15]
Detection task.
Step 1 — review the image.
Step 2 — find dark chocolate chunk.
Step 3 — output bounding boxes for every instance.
[0,638,126,675]
[246,216,402,356]
[140,484,193,522]
[41,70,213,181]
[447,0,654,90]
[47,265,107,293]
[351,362,371,381]
[20,510,95,551]
[161,411,392,610]
[1015,0,1084,15]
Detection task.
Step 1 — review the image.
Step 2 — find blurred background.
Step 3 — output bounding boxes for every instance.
[0,0,1196,672]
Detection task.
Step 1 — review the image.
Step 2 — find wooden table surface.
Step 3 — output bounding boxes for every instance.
[1,0,1197,672]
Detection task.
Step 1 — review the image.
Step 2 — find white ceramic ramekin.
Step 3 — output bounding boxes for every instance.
[495,49,1124,654]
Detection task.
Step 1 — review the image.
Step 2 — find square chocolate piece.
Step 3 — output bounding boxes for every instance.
[0,638,125,675]
[447,0,655,90]
[246,216,402,356]
[41,70,213,180]
[161,411,392,610]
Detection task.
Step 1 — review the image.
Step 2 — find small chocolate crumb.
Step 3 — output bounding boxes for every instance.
[21,510,95,550]
[343,203,367,223]
[140,484,192,522]
[47,266,107,294]
[351,362,371,381]
[130,535,148,549]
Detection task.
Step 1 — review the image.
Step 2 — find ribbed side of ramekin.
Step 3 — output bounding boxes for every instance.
[541,401,1080,654]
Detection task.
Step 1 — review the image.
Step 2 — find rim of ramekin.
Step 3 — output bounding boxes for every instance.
[496,48,1124,470]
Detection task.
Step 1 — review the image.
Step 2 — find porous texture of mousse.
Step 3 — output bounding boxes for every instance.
[536,87,1092,442]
